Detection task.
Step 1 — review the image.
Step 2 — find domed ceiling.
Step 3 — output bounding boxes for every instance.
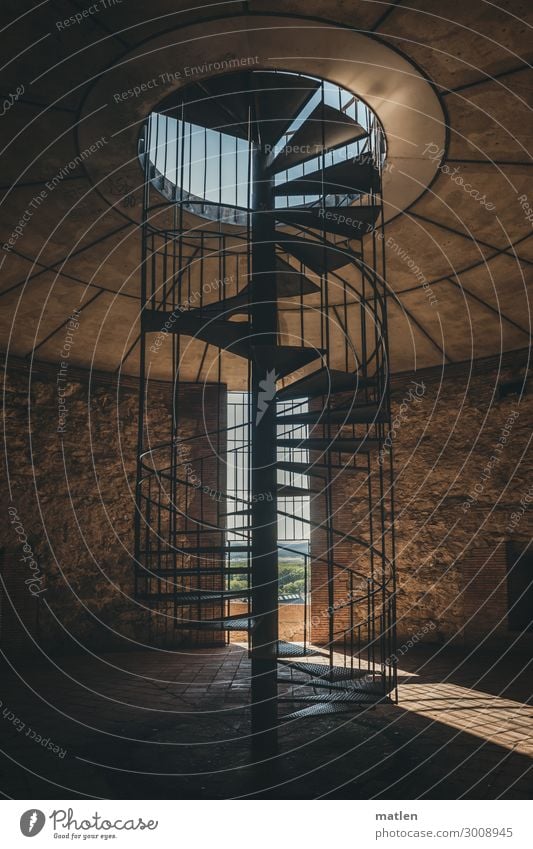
[1,0,531,385]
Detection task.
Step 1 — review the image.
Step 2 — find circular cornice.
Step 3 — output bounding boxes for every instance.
[78,14,446,225]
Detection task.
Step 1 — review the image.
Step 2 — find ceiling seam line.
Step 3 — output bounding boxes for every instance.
[0,222,135,299]
[26,289,105,358]
[386,285,452,362]
[371,0,404,33]
[442,64,532,95]
[3,248,140,301]
[407,211,533,267]
[446,276,531,337]
[115,333,141,371]
[423,234,533,288]
[0,175,89,191]
[60,0,130,50]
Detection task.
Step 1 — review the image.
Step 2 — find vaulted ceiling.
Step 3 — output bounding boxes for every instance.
[1,0,531,384]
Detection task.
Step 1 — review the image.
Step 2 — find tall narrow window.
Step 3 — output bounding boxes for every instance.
[507,542,533,632]
[226,392,310,601]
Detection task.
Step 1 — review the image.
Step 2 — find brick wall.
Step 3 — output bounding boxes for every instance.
[2,348,531,657]
[230,600,304,643]
[460,543,509,644]
[0,355,226,657]
[392,350,532,648]
[310,349,532,649]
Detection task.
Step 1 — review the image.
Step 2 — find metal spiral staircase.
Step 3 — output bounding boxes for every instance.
[134,70,397,757]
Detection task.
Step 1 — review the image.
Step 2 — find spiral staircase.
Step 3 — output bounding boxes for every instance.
[134,70,397,755]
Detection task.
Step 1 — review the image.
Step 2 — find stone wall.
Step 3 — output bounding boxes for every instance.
[309,349,532,649]
[2,349,531,658]
[0,355,226,657]
[391,349,532,648]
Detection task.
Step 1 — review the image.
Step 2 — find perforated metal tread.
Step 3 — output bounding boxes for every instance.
[136,566,250,577]
[281,702,371,720]
[163,589,251,604]
[278,660,371,681]
[280,690,385,705]
[277,641,327,658]
[175,615,258,631]
[281,676,386,695]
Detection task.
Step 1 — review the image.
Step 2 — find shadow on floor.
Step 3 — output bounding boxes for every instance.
[0,644,531,799]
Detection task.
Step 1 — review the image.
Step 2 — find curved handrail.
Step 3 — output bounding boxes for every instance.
[136,89,395,694]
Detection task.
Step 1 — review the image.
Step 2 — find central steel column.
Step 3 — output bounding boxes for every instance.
[250,144,279,759]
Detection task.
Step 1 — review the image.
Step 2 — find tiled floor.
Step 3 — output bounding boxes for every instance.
[0,643,531,799]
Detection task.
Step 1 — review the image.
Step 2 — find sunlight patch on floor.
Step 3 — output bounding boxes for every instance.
[398,681,533,755]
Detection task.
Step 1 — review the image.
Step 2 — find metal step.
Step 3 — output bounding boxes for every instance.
[275,257,321,296]
[277,404,388,425]
[273,157,380,197]
[174,615,259,631]
[142,310,252,358]
[276,460,368,476]
[275,205,379,240]
[252,344,324,379]
[285,677,386,695]
[277,236,353,275]
[268,103,368,173]
[280,690,385,705]
[253,72,321,147]
[146,589,250,604]
[188,291,249,319]
[281,702,359,720]
[181,257,319,323]
[136,566,250,577]
[278,660,372,682]
[136,591,246,602]
[277,641,326,658]
[276,437,380,454]
[277,367,376,400]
